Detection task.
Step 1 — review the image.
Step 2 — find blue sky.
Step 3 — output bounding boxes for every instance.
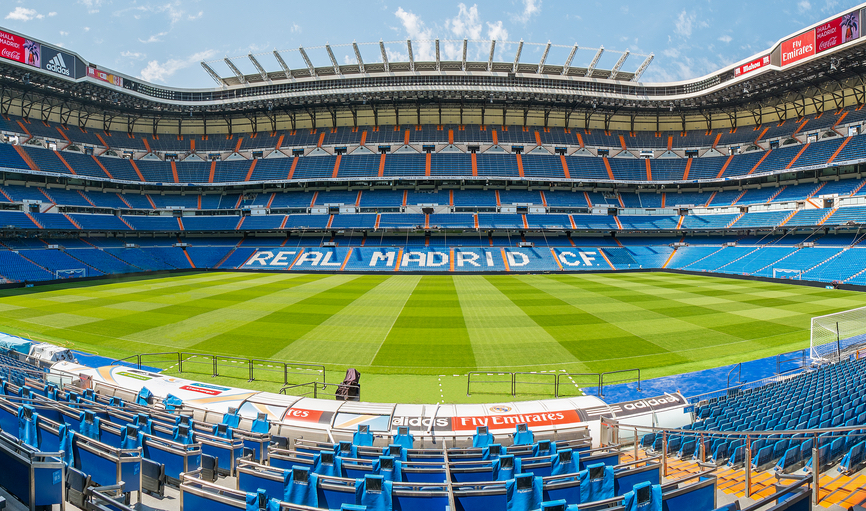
[2,0,863,88]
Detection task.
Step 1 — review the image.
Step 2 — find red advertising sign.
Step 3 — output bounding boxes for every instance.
[86,66,123,87]
[179,385,222,396]
[284,408,325,422]
[452,410,582,431]
[734,55,770,77]
[781,30,816,67]
[816,12,860,53]
[0,30,40,67]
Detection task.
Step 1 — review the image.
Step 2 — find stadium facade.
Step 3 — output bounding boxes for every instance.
[0,7,865,284]
[0,6,866,511]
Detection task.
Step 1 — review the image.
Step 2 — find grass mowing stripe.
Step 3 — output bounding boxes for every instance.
[273,275,421,367]
[455,275,583,370]
[372,276,475,369]
[0,271,863,403]
[121,273,350,349]
[191,275,389,359]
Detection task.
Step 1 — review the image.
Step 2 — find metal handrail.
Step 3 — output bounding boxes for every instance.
[109,351,326,386]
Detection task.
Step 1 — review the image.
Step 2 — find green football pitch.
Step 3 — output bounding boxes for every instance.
[0,271,864,404]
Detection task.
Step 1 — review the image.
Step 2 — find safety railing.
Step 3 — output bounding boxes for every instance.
[112,352,326,387]
[602,418,866,507]
[279,381,359,400]
[467,368,640,398]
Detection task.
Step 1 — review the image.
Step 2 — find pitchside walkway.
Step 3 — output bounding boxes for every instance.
[584,348,812,403]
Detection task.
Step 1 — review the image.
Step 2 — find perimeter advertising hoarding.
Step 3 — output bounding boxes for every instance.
[816,11,861,53]
[781,29,816,67]
[41,46,83,79]
[734,55,770,77]
[86,66,123,87]
[0,30,40,68]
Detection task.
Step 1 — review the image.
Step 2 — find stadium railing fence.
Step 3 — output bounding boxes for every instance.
[465,368,641,398]
[112,352,326,387]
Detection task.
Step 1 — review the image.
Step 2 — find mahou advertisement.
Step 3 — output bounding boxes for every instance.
[734,55,770,77]
[816,11,860,53]
[0,30,41,68]
[86,66,123,87]
[781,30,816,67]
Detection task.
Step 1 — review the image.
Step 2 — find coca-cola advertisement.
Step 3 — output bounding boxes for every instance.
[734,55,770,77]
[781,30,816,67]
[0,30,40,68]
[816,11,860,54]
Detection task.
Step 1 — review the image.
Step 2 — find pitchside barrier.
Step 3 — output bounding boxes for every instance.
[112,352,326,387]
[466,368,640,398]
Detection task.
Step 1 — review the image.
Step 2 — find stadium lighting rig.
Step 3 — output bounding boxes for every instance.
[204,39,647,85]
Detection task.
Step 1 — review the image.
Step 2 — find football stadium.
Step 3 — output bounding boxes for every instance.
[3,2,866,510]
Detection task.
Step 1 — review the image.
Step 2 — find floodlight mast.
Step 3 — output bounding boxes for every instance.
[632,53,654,82]
[586,46,604,77]
[326,44,341,75]
[513,40,524,73]
[562,43,578,75]
[353,42,365,73]
[461,39,468,71]
[537,42,551,74]
[608,50,630,80]
[488,40,496,72]
[435,39,440,71]
[380,40,389,72]
[200,62,227,87]
[298,46,317,77]
[407,40,414,72]
[273,50,292,79]
[224,57,246,84]
[248,54,269,81]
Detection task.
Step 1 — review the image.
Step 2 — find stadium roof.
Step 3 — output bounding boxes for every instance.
[1,4,866,133]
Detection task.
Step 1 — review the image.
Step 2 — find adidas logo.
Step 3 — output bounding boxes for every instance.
[45,53,70,76]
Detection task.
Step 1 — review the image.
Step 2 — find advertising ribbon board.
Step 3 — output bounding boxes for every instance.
[0,30,40,68]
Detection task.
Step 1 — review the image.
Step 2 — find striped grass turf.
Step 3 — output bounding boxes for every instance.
[0,271,863,403]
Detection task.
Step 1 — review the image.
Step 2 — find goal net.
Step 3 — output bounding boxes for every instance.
[55,268,86,279]
[773,268,802,280]
[811,305,866,362]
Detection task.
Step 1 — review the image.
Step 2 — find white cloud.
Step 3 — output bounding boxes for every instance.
[486,20,508,43]
[674,10,696,38]
[662,48,680,58]
[139,32,168,44]
[188,11,203,21]
[447,4,482,40]
[822,0,840,13]
[394,7,436,60]
[798,1,812,13]
[291,22,301,34]
[343,54,353,65]
[511,0,541,24]
[139,49,217,83]
[718,35,732,43]
[84,27,90,32]
[48,12,57,17]
[59,31,69,36]
[6,7,43,21]
[77,0,103,14]
[121,51,147,60]
[393,4,508,62]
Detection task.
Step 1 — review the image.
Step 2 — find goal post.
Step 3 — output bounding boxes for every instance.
[55,268,86,279]
[773,268,802,280]
[810,305,866,362]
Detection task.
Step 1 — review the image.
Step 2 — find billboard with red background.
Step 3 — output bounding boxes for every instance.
[816,11,861,53]
[734,55,770,77]
[781,30,816,67]
[86,66,123,87]
[0,30,40,68]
